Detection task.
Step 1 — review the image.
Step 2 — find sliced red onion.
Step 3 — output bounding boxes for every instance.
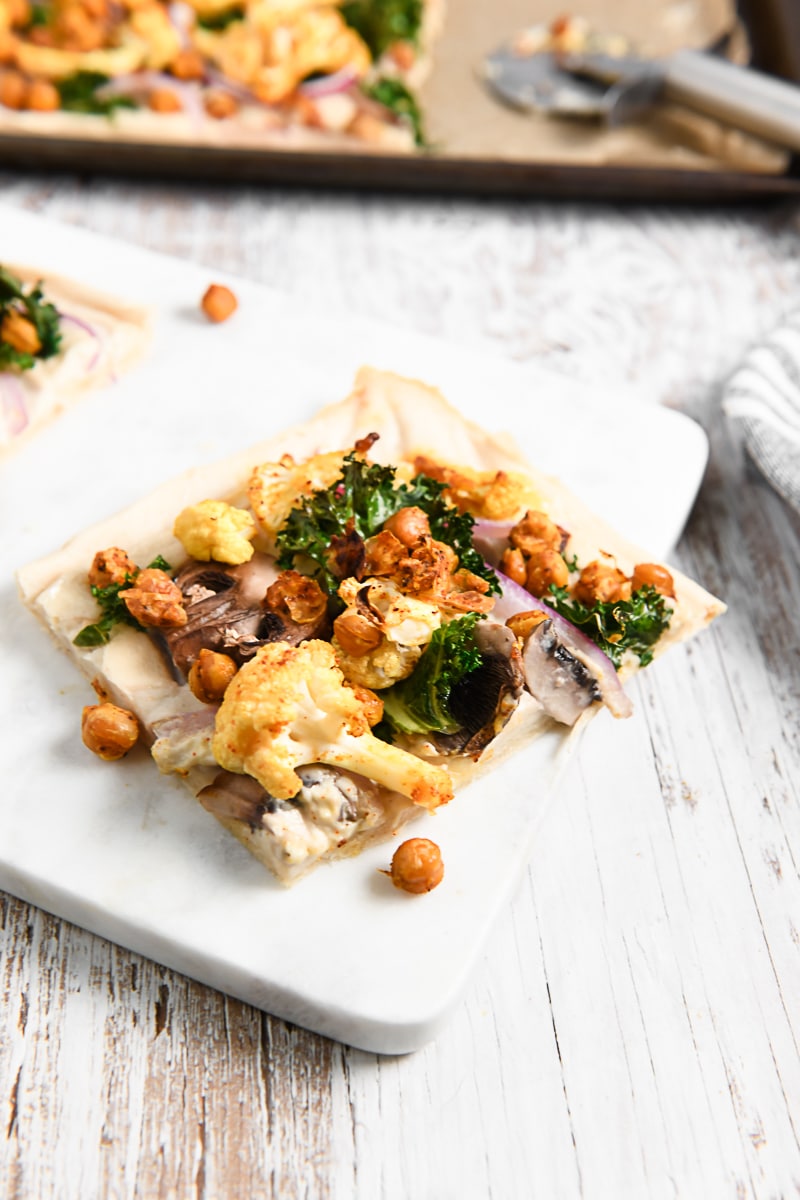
[58,311,103,372]
[204,69,262,105]
[492,567,633,719]
[473,519,514,566]
[299,66,360,99]
[96,72,206,124]
[0,372,28,437]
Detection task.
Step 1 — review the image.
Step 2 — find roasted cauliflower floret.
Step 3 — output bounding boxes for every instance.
[413,456,542,521]
[212,639,452,811]
[247,450,346,552]
[173,499,257,565]
[333,577,442,689]
[194,3,370,103]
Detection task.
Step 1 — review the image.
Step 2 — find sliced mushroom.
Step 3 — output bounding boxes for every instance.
[434,620,525,757]
[160,554,329,677]
[197,765,381,831]
[521,618,601,726]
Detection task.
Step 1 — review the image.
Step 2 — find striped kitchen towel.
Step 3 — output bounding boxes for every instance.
[723,311,800,514]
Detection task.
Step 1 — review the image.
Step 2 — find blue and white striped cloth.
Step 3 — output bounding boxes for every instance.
[723,312,800,514]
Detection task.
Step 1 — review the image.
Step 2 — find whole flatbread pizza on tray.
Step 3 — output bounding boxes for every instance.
[16,365,724,889]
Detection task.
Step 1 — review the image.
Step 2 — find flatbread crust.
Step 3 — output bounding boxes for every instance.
[16,366,725,882]
[0,267,152,454]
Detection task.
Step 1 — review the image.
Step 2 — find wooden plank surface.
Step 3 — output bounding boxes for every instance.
[1,176,800,1199]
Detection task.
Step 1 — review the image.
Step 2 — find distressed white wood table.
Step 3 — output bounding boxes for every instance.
[1,176,800,1199]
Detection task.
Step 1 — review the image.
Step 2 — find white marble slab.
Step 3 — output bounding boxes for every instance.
[0,207,709,1052]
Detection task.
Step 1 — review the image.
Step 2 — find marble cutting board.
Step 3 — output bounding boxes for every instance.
[0,206,709,1053]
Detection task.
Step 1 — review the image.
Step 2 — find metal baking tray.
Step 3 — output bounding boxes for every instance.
[0,0,797,199]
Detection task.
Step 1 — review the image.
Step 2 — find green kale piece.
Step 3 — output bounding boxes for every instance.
[28,3,50,26]
[545,583,672,668]
[378,613,484,738]
[361,76,426,147]
[0,265,62,372]
[198,6,244,29]
[73,556,172,648]
[276,453,400,593]
[56,72,138,117]
[275,452,498,596]
[341,0,422,58]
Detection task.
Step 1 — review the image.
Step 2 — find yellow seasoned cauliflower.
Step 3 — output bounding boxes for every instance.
[173,499,257,565]
[414,456,542,521]
[194,2,370,102]
[212,640,452,810]
[333,577,442,689]
[247,450,346,552]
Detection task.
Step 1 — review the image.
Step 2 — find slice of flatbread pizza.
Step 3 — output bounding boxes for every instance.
[16,367,724,885]
[0,263,151,453]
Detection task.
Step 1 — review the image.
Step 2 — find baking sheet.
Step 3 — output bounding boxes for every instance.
[0,207,712,1051]
[0,0,797,197]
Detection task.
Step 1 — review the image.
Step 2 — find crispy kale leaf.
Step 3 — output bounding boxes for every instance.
[546,583,671,668]
[56,72,138,116]
[361,77,426,147]
[277,453,399,592]
[73,556,171,647]
[198,6,244,29]
[0,266,62,372]
[276,452,499,595]
[378,613,484,738]
[342,0,422,57]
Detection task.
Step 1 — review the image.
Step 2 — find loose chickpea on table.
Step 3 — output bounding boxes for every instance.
[82,703,140,761]
[386,838,445,894]
[201,283,238,323]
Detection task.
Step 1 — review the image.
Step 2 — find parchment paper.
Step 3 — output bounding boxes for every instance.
[420,0,788,173]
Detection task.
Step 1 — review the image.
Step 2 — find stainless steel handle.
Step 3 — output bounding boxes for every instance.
[663,50,800,152]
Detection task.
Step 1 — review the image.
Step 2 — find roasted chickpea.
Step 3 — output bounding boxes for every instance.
[574,560,629,606]
[82,703,139,761]
[188,648,237,704]
[388,39,415,70]
[265,570,327,624]
[28,25,55,45]
[170,47,205,81]
[25,78,60,111]
[0,309,41,354]
[204,89,238,120]
[510,509,563,556]
[500,546,527,587]
[631,563,675,598]
[387,838,444,894]
[349,683,383,727]
[81,0,110,19]
[382,506,431,547]
[525,546,569,598]
[148,87,182,113]
[506,609,549,641]
[88,547,137,590]
[57,6,105,51]
[8,0,31,27]
[364,529,405,577]
[201,283,238,323]
[0,32,16,64]
[120,568,187,630]
[333,609,382,658]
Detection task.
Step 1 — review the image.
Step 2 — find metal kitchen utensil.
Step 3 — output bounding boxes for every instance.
[482,42,800,153]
